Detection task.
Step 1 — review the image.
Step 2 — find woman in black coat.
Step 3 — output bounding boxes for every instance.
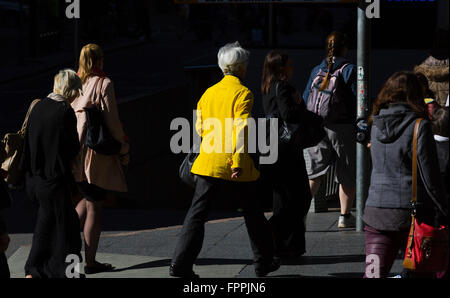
[21,69,83,278]
[260,51,312,258]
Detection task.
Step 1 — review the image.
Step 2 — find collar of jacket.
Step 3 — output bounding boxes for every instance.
[47,92,67,102]
[221,75,242,84]
[319,57,350,72]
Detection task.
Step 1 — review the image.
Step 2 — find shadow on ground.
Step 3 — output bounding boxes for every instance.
[110,258,252,273]
[281,254,366,266]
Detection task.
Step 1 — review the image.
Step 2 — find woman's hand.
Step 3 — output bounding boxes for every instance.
[120,142,130,155]
[0,232,10,253]
[120,153,130,166]
[119,142,130,165]
[231,168,242,179]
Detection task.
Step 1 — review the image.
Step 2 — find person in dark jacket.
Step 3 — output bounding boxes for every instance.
[431,107,449,196]
[431,107,449,279]
[21,69,83,278]
[0,176,11,278]
[260,50,312,258]
[302,31,357,228]
[363,71,448,278]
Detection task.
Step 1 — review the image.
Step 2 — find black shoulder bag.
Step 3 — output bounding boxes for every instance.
[266,82,325,153]
[179,143,200,188]
[84,78,122,155]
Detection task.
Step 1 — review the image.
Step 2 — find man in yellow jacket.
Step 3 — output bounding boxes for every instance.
[170,42,280,278]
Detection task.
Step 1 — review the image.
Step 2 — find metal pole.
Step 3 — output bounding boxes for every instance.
[356,5,371,232]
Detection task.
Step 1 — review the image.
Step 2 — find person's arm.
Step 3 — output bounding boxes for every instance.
[342,64,357,99]
[232,89,254,174]
[195,95,203,138]
[276,81,302,123]
[101,79,130,157]
[417,120,448,219]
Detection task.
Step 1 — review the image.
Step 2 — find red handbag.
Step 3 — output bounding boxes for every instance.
[403,118,449,273]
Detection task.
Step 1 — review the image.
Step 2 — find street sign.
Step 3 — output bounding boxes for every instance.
[174,0,357,3]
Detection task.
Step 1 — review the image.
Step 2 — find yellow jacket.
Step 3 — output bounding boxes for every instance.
[191,75,259,182]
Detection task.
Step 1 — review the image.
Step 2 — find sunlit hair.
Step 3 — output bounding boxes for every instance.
[320,31,348,91]
[78,43,104,84]
[53,69,83,100]
[261,50,290,94]
[369,71,427,126]
[217,41,249,77]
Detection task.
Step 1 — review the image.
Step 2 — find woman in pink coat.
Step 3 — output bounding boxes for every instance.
[72,44,130,274]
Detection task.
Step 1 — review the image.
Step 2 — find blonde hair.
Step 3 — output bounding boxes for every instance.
[53,69,83,100]
[78,43,104,84]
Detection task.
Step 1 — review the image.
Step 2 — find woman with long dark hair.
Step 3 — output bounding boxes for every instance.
[260,50,312,258]
[363,71,448,278]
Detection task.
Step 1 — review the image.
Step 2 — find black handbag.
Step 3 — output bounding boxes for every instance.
[84,78,122,155]
[266,82,325,153]
[179,143,200,188]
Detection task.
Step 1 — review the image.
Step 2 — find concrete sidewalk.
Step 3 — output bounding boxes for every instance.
[6,210,404,278]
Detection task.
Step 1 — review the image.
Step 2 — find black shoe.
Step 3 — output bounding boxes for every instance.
[275,249,305,259]
[254,258,281,277]
[169,264,200,279]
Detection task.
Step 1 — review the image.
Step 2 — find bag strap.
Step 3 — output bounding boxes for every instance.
[93,77,105,109]
[411,118,422,205]
[404,118,423,268]
[336,63,350,74]
[19,99,41,135]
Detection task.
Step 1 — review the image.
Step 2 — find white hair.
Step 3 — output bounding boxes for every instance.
[217,41,250,76]
[53,69,83,100]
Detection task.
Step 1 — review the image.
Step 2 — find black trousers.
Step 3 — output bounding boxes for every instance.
[25,177,82,278]
[0,253,9,278]
[172,175,274,269]
[261,152,312,255]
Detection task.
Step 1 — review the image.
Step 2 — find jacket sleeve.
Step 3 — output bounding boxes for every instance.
[232,89,254,169]
[276,81,302,123]
[195,95,203,137]
[101,80,127,149]
[417,120,448,220]
[302,66,319,104]
[342,64,357,99]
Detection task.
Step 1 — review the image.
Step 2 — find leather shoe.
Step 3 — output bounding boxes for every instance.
[254,258,281,277]
[169,264,200,278]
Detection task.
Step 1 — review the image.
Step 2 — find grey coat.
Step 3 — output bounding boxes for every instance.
[366,103,448,227]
